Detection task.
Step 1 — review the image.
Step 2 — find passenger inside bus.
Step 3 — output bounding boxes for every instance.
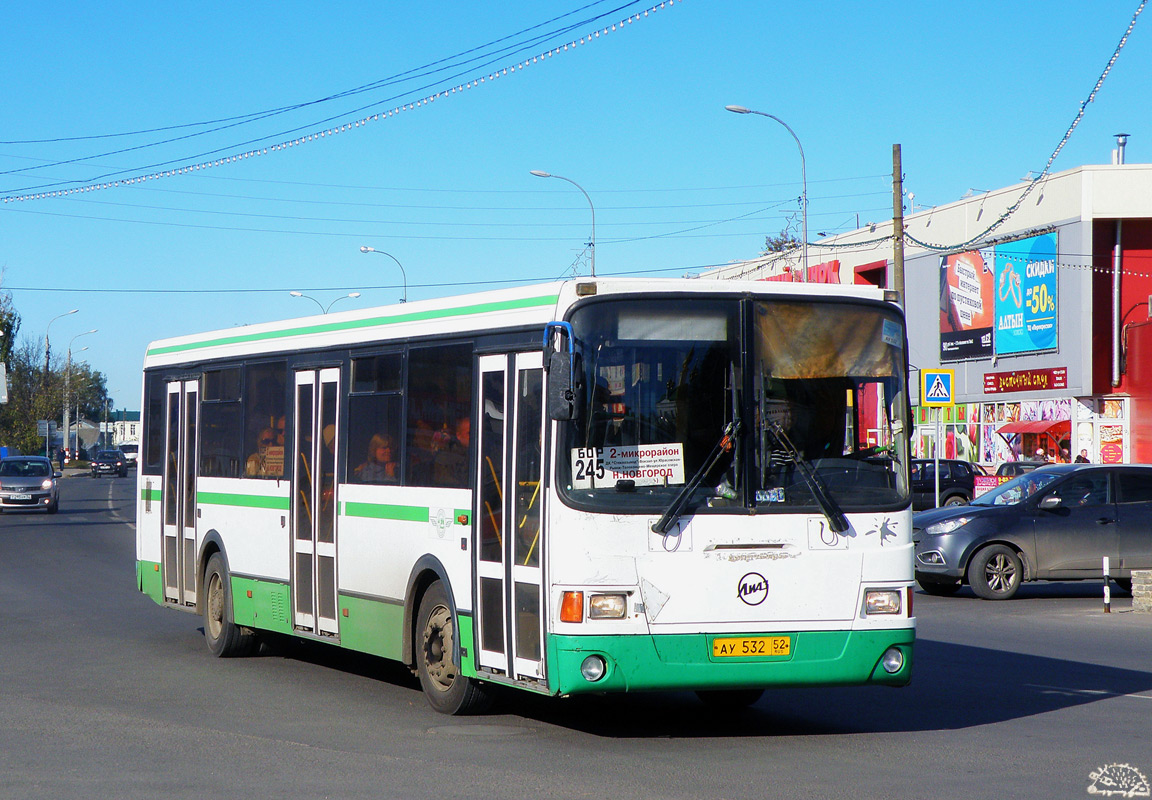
[354,433,399,483]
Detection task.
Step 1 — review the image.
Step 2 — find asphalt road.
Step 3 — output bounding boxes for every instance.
[2,473,1150,800]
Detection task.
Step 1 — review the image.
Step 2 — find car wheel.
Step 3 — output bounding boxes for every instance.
[943,495,967,506]
[968,545,1022,600]
[416,580,491,715]
[203,552,257,657]
[46,499,58,514]
[1113,577,1132,595]
[916,576,962,596]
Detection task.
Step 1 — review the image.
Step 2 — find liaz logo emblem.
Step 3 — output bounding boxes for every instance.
[737,572,769,606]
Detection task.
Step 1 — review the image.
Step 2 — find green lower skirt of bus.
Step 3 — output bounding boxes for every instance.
[137,560,164,604]
[547,628,914,695]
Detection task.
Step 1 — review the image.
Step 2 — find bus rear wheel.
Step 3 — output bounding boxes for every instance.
[203,552,257,657]
[417,581,490,715]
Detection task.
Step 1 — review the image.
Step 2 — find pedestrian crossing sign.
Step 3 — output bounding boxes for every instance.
[921,369,954,407]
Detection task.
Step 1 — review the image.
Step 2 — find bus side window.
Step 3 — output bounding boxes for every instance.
[244,362,287,479]
[348,353,404,485]
[407,343,473,489]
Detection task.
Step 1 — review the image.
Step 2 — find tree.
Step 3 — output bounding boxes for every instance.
[764,215,803,255]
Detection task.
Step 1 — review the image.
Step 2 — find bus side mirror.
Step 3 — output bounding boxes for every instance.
[547,351,580,421]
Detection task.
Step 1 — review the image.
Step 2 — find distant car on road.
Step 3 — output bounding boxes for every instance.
[91,450,128,478]
[995,460,1047,477]
[119,443,139,466]
[910,458,986,510]
[913,464,1152,599]
[0,455,61,513]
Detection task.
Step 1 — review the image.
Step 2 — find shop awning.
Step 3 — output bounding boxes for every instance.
[997,420,1070,436]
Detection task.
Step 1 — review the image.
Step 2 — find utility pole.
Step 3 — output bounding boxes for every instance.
[892,144,906,309]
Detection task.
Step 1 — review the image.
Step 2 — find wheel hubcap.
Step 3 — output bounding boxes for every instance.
[207,573,224,638]
[985,554,1017,592]
[422,604,457,692]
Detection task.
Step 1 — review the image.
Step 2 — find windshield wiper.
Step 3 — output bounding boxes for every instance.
[764,423,849,533]
[651,420,740,535]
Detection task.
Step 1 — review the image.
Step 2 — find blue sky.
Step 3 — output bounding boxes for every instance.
[2,0,1148,409]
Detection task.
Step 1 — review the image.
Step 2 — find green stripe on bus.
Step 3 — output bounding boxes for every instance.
[140,487,162,502]
[197,491,290,510]
[146,294,559,357]
[343,502,429,522]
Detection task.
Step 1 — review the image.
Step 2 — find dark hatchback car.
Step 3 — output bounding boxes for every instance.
[0,456,61,513]
[91,449,128,478]
[913,464,1152,599]
[910,458,985,510]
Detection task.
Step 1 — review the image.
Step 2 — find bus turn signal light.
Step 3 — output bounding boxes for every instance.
[560,591,584,623]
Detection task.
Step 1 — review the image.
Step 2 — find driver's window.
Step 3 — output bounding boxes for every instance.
[1052,473,1109,507]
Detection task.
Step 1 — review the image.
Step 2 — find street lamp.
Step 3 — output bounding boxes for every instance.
[44,308,79,375]
[289,291,362,314]
[530,171,596,277]
[359,246,408,303]
[63,329,97,461]
[726,105,808,277]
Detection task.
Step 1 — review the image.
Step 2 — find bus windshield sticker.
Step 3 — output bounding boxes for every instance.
[882,319,902,348]
[603,444,686,486]
[571,444,686,489]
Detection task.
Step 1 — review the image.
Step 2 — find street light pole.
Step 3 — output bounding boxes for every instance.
[530,171,596,277]
[44,308,79,376]
[63,329,96,461]
[359,247,408,303]
[289,291,362,314]
[725,105,808,278]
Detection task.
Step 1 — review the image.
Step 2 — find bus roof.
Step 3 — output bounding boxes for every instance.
[142,277,893,369]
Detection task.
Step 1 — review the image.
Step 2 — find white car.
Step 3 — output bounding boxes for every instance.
[119,443,139,465]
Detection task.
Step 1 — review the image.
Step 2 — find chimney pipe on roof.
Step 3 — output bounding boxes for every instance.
[1113,133,1129,165]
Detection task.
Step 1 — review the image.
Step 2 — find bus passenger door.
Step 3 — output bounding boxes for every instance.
[161,379,199,607]
[475,353,546,682]
[291,368,341,637]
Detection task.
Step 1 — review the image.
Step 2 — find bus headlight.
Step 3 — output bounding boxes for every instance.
[588,593,627,619]
[865,590,901,615]
[880,647,905,673]
[580,655,607,682]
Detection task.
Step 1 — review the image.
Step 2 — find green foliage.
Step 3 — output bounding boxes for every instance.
[0,286,109,454]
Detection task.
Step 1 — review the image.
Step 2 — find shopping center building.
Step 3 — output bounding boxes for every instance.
[709,151,1152,467]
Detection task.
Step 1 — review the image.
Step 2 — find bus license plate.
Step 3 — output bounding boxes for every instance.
[712,636,791,658]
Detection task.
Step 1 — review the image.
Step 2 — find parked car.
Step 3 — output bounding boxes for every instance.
[91,449,128,478]
[995,460,1047,477]
[119,443,139,466]
[0,456,61,513]
[910,458,986,510]
[913,464,1152,599]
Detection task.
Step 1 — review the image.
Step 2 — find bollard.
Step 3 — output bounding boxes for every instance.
[1103,556,1111,613]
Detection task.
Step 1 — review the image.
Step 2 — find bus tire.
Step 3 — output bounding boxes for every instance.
[203,552,257,657]
[416,581,490,715]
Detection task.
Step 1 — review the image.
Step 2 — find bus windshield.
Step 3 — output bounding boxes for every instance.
[557,296,910,515]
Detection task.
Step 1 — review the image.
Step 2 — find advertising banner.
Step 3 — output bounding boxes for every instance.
[939,249,994,360]
[994,231,1058,355]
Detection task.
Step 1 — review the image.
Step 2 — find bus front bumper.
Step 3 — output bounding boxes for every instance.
[549,628,914,696]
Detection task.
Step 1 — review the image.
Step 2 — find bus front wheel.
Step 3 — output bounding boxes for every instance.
[203,552,257,657]
[416,581,490,715]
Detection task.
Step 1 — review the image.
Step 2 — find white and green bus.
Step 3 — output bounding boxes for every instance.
[135,277,915,713]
